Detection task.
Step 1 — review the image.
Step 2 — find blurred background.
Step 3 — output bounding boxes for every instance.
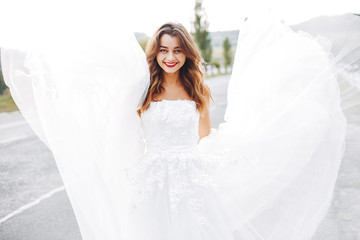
[0,0,359,239]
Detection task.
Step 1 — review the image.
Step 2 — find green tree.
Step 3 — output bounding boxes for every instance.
[191,0,212,65]
[210,60,220,73]
[222,37,232,73]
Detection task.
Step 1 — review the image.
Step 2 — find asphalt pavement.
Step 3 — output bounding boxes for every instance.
[0,74,359,239]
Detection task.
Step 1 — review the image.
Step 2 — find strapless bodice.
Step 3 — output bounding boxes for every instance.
[141,99,200,152]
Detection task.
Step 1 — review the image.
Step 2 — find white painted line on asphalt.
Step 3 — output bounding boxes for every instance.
[0,120,27,130]
[0,186,65,225]
[0,133,35,146]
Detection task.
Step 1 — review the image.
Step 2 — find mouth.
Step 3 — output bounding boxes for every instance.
[164,62,178,68]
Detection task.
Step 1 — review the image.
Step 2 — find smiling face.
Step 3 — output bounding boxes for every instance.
[156,34,186,74]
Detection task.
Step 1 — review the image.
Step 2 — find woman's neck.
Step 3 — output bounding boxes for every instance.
[162,71,182,87]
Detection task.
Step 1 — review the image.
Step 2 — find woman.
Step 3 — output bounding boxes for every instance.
[1,9,359,240]
[126,22,234,239]
[138,22,212,137]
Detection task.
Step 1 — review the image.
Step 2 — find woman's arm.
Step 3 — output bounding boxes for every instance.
[198,101,211,140]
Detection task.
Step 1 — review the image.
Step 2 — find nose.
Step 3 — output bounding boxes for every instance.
[166,51,176,61]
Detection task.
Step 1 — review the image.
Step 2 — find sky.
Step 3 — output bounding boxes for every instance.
[126,0,360,36]
[1,0,359,45]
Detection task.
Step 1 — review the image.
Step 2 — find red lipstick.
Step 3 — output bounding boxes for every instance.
[164,62,178,68]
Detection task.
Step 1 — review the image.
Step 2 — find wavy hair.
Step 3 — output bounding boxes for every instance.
[137,22,213,117]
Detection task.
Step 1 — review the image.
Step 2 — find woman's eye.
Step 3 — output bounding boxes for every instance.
[175,50,182,53]
[160,49,167,52]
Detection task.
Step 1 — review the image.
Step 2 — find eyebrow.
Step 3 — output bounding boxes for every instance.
[160,46,181,49]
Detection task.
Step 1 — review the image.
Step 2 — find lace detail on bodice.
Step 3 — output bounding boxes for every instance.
[141,99,200,152]
[126,99,219,226]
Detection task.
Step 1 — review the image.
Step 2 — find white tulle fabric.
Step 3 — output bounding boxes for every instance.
[1,2,360,239]
[199,16,348,239]
[1,3,150,239]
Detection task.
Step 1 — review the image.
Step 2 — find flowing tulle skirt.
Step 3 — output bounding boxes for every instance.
[124,148,236,240]
[1,2,359,238]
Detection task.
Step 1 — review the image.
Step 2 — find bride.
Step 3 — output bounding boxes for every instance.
[1,2,359,239]
[126,22,235,239]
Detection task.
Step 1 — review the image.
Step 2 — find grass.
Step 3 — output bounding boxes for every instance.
[0,88,18,112]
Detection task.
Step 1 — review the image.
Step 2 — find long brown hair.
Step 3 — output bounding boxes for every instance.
[137,22,213,117]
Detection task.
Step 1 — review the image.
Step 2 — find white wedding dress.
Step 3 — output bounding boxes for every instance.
[1,1,360,239]
[124,99,235,240]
